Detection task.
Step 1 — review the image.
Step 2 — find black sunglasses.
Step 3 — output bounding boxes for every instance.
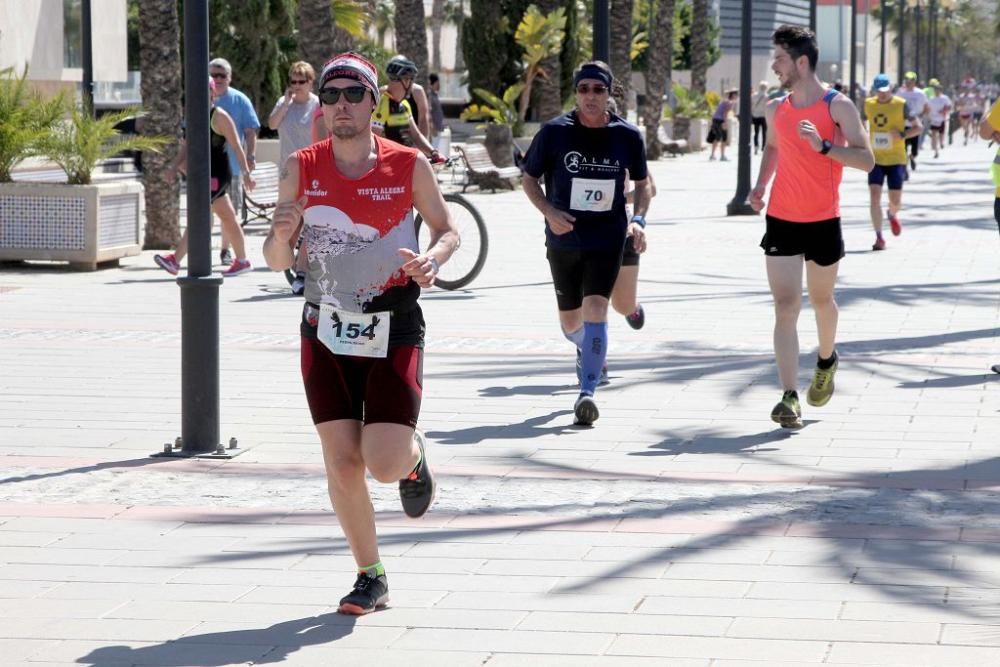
[319,85,368,105]
[576,84,608,95]
[209,72,228,79]
[289,79,309,85]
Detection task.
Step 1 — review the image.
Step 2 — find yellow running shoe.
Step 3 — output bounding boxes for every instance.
[807,357,838,407]
[770,391,803,429]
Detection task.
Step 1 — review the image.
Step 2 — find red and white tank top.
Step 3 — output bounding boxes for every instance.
[768,89,845,223]
[295,135,420,312]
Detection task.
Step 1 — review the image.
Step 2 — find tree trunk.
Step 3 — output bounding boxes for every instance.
[430,0,446,72]
[690,0,708,96]
[137,0,182,249]
[642,0,674,159]
[297,0,333,74]
[609,0,634,115]
[534,0,563,121]
[394,0,431,87]
[453,0,466,71]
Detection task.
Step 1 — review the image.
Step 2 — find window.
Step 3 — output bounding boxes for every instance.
[64,0,82,68]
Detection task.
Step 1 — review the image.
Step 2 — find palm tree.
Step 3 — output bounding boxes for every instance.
[297,0,334,73]
[609,0,634,114]
[373,0,395,49]
[430,0,446,72]
[394,0,431,87]
[642,0,674,159]
[689,0,708,97]
[534,0,563,121]
[137,0,182,250]
[444,0,466,71]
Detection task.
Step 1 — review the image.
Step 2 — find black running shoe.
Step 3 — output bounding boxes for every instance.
[399,430,435,518]
[625,304,645,330]
[338,572,389,615]
[573,394,600,426]
[220,248,234,266]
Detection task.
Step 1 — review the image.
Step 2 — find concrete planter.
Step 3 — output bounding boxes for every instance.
[0,180,144,270]
[660,118,709,151]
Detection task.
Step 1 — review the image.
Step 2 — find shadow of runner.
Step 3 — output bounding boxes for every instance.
[76,612,357,666]
[426,410,576,444]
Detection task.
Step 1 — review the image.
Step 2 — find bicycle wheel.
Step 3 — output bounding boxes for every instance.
[415,193,488,290]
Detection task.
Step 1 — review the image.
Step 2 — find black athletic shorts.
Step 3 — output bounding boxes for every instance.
[621,235,640,267]
[760,215,844,267]
[546,246,623,311]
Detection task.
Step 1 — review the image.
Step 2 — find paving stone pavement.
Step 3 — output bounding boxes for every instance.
[2,140,1000,666]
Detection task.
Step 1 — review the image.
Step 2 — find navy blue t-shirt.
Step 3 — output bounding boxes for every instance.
[522,110,648,251]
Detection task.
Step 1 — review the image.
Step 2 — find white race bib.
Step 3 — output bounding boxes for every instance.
[317,305,390,358]
[873,132,892,150]
[569,177,615,212]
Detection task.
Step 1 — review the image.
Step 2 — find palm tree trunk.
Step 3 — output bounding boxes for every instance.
[690,0,708,96]
[534,0,563,121]
[137,0,182,249]
[643,0,674,158]
[394,0,431,87]
[430,0,446,72]
[453,0,466,71]
[297,0,334,74]
[609,0,634,115]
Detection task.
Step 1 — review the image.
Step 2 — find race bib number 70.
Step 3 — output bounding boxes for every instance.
[317,305,390,358]
[569,177,615,212]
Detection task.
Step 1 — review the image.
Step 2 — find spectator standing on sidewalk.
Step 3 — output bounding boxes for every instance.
[210,57,260,265]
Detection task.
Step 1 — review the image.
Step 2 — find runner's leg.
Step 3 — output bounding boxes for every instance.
[212,194,248,260]
[611,266,639,316]
[805,260,839,360]
[869,184,883,236]
[766,255,803,391]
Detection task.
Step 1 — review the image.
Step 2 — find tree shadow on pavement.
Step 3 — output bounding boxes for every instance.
[76,612,357,666]
[630,428,792,456]
[426,409,576,444]
[0,457,181,486]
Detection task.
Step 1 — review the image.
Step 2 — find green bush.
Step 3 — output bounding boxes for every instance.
[0,66,66,182]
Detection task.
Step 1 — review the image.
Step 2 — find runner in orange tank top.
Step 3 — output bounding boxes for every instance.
[750,25,874,429]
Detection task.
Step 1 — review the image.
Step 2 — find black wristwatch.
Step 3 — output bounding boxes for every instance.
[630,214,646,229]
[819,140,833,155]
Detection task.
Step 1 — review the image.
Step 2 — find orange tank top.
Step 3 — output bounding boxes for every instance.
[768,89,844,223]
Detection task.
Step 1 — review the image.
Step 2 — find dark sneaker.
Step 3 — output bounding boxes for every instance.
[909,156,916,171]
[625,304,645,330]
[770,391,803,429]
[154,253,179,276]
[338,572,389,615]
[807,357,838,407]
[573,394,599,426]
[576,349,610,386]
[872,236,886,251]
[399,430,435,518]
[220,248,234,266]
[888,210,902,236]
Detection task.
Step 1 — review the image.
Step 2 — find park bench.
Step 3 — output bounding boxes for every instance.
[241,161,279,227]
[656,124,689,157]
[455,143,521,193]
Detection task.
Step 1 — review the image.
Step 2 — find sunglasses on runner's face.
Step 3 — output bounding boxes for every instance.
[576,84,608,95]
[319,86,368,105]
[209,72,228,79]
[289,79,309,85]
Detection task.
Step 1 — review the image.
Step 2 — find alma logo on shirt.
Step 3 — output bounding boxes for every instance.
[564,151,620,174]
[304,178,328,197]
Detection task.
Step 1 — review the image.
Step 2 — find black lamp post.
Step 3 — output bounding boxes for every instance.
[593,0,609,61]
[880,0,887,72]
[898,1,906,85]
[809,0,817,33]
[849,0,858,103]
[81,0,94,114]
[914,0,921,79]
[727,0,754,216]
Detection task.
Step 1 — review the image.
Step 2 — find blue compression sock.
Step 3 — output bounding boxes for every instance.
[580,321,608,396]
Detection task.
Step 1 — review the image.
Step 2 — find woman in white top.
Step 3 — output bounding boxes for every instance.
[268,61,320,164]
[750,81,769,155]
[269,61,320,294]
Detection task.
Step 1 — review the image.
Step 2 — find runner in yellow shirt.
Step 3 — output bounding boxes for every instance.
[862,74,922,251]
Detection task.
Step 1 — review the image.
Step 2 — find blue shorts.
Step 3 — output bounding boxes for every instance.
[868,164,906,190]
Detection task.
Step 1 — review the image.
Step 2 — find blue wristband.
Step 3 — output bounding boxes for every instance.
[631,215,646,229]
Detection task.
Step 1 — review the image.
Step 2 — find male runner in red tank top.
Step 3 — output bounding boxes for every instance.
[750,26,874,429]
[263,52,458,615]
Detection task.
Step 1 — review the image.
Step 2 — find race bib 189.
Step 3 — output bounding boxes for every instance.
[569,177,615,212]
[873,132,892,150]
[318,305,390,358]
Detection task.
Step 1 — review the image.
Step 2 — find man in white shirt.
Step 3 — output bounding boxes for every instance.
[926,79,952,158]
[896,72,929,171]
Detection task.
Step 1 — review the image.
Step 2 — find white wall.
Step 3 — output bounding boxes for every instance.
[0,0,128,83]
